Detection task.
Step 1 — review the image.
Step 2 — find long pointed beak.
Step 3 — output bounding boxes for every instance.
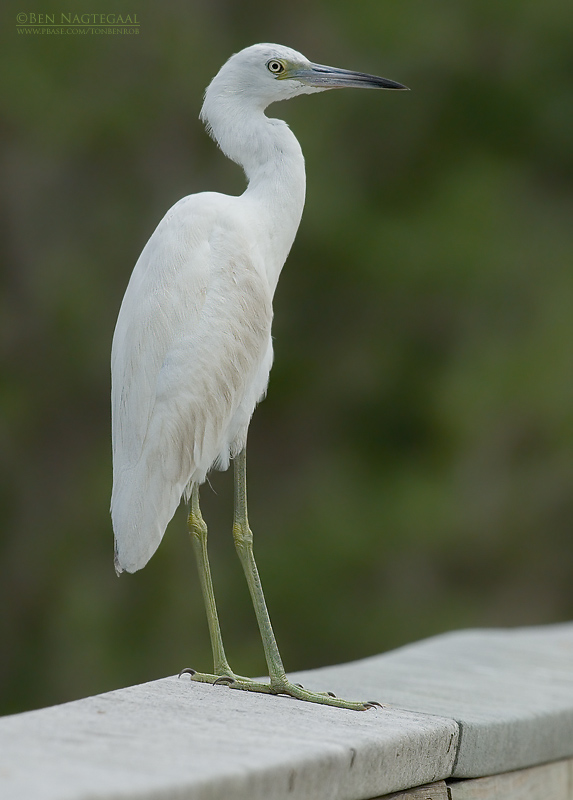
[287,63,408,91]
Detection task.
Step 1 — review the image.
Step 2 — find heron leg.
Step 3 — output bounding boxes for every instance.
[231,447,288,684]
[229,448,379,711]
[181,483,266,688]
[183,484,235,682]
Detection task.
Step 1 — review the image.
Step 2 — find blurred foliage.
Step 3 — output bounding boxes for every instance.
[1,0,572,716]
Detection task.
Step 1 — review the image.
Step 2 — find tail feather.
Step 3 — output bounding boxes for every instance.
[111,461,187,574]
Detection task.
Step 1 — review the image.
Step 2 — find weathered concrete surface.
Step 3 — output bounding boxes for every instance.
[293,623,573,777]
[447,757,573,799]
[1,623,573,799]
[0,675,457,800]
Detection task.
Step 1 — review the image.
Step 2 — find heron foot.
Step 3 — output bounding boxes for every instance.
[178,668,381,710]
[225,675,381,711]
[178,667,258,686]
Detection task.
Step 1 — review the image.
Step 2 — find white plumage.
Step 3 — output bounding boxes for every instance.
[112,46,310,572]
[111,43,406,709]
[111,192,277,571]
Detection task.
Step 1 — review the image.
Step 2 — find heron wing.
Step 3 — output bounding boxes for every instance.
[111,193,273,572]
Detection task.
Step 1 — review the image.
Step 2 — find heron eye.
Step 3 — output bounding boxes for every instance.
[267,60,285,75]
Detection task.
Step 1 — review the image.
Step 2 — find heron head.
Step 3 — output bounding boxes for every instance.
[204,43,408,111]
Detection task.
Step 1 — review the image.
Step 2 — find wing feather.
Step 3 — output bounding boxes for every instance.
[111,193,273,572]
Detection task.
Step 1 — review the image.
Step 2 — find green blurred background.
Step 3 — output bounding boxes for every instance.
[1,0,572,716]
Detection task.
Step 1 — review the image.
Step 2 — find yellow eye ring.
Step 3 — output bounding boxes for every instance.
[267,59,285,75]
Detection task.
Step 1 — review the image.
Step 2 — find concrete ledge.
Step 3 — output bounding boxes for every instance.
[1,623,572,800]
[0,680,458,800]
[448,757,573,799]
[292,622,573,777]
[381,759,573,799]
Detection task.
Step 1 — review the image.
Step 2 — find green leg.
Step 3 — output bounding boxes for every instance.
[227,448,379,711]
[180,484,237,684]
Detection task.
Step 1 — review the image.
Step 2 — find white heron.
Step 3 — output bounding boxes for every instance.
[111,43,407,710]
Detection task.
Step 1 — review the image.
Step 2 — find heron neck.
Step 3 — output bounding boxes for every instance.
[204,102,306,293]
[243,115,306,289]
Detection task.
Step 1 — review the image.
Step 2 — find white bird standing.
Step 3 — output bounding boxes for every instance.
[111,43,407,710]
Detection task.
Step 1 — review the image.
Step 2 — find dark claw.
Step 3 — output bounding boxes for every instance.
[327,691,337,697]
[364,700,383,709]
[213,675,235,686]
[294,683,304,688]
[178,667,196,678]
